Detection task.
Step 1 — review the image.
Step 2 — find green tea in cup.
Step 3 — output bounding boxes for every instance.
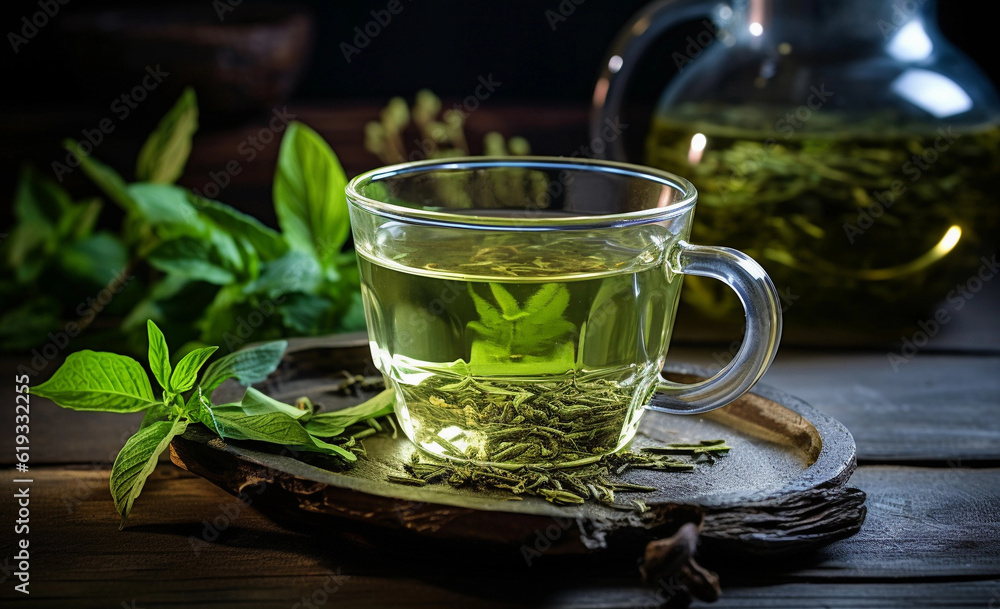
[347,158,781,466]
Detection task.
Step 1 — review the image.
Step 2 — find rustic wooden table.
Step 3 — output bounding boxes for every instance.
[2,104,998,608]
[5,299,999,608]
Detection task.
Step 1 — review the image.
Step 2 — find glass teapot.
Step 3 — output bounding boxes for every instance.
[593,0,1000,341]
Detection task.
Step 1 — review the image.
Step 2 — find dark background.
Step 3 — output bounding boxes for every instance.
[2,1,997,105]
[0,0,997,219]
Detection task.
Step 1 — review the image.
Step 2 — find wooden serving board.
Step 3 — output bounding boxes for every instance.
[170,334,865,562]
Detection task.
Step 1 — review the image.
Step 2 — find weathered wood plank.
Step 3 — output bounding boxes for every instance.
[689,581,1000,609]
[4,464,997,609]
[795,466,1000,579]
[669,349,1000,463]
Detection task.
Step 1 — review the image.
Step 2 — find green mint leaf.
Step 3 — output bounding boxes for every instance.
[467,283,576,375]
[206,228,245,275]
[305,389,394,437]
[300,435,357,461]
[519,319,577,345]
[146,320,172,391]
[199,340,287,394]
[523,283,570,322]
[139,404,169,430]
[190,194,287,262]
[147,236,237,285]
[127,183,202,228]
[273,121,350,266]
[31,350,158,412]
[0,303,60,351]
[468,286,504,329]
[339,290,369,332]
[136,87,199,183]
[243,250,321,298]
[111,417,188,528]
[57,197,102,241]
[6,220,51,271]
[216,387,309,421]
[63,140,138,214]
[200,409,313,445]
[58,232,129,287]
[169,346,218,393]
[203,394,356,461]
[489,283,527,320]
[277,292,333,334]
[14,165,71,229]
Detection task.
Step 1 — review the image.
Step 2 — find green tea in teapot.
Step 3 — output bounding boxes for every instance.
[645,106,1000,328]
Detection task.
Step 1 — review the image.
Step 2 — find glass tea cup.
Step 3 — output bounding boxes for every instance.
[346,157,781,466]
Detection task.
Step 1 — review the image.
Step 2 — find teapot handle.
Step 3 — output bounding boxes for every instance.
[591,0,724,160]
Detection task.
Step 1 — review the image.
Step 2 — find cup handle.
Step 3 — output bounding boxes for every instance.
[649,241,783,415]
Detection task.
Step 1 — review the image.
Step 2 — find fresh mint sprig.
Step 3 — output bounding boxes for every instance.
[30,320,392,528]
[1,87,366,356]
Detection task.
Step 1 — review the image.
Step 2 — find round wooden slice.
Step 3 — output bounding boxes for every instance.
[170,334,865,559]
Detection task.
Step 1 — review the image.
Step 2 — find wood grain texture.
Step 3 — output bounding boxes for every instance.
[664,348,1000,464]
[757,352,1000,464]
[688,581,1000,609]
[3,465,996,608]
